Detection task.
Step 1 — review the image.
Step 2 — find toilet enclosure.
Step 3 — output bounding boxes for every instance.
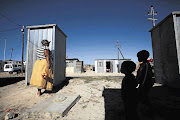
[26,24,67,86]
[150,12,180,87]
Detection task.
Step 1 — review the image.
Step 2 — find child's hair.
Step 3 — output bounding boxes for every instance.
[137,50,150,60]
[121,61,136,73]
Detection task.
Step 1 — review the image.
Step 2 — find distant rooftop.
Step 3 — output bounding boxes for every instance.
[66,58,79,60]
[95,59,131,60]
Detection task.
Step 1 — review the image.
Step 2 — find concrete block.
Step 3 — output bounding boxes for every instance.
[23,94,80,119]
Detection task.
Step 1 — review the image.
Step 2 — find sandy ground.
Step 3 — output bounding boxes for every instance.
[1,71,180,120]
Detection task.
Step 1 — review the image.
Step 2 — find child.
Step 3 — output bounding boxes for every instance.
[136,50,154,104]
[121,61,139,120]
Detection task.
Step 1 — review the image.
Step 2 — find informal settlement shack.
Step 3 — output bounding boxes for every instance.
[150,11,180,88]
[26,24,67,86]
[95,59,131,73]
[66,58,84,73]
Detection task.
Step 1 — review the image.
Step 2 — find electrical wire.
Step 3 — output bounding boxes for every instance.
[27,39,38,48]
[0,27,21,32]
[0,12,22,26]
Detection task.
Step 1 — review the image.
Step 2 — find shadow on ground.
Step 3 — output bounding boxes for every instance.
[103,86,180,120]
[42,77,73,94]
[0,77,25,87]
[102,88,124,120]
[150,86,180,120]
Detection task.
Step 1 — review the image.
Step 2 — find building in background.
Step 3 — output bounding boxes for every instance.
[0,60,26,72]
[0,60,4,72]
[95,59,131,73]
[66,58,84,73]
[84,64,95,72]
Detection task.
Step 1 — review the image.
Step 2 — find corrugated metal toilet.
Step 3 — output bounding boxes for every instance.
[149,11,180,88]
[25,24,67,86]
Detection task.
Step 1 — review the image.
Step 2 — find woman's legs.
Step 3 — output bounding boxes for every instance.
[37,89,41,96]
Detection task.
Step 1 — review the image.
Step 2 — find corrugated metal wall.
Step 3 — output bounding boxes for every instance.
[26,27,54,84]
[54,27,66,86]
[150,12,180,86]
[26,24,66,86]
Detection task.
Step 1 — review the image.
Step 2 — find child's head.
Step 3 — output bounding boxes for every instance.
[121,61,136,74]
[137,50,150,62]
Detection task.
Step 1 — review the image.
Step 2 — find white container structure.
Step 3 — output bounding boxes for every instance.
[149,11,180,87]
[95,59,131,73]
[26,24,67,86]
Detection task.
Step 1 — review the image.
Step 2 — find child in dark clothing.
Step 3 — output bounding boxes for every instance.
[121,61,139,120]
[136,50,154,104]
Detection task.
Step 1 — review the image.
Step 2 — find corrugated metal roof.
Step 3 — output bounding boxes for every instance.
[95,59,131,60]
[149,11,180,32]
[26,24,67,38]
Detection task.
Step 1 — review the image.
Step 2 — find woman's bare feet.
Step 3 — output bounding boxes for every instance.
[37,89,41,96]
[37,91,41,96]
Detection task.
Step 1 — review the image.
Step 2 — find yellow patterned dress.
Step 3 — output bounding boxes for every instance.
[30,46,53,91]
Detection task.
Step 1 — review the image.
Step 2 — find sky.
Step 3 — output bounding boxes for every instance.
[0,0,180,65]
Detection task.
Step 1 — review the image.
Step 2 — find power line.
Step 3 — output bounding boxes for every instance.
[27,39,38,48]
[0,12,21,26]
[0,27,21,32]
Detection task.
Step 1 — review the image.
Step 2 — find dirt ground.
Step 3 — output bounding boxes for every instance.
[1,71,180,120]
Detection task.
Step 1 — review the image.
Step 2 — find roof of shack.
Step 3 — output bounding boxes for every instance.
[26,24,67,38]
[149,11,180,32]
[95,59,131,61]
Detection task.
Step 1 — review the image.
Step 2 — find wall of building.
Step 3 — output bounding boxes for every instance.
[150,13,180,86]
[76,61,83,73]
[26,24,66,86]
[95,60,105,73]
[54,26,66,86]
[26,26,54,84]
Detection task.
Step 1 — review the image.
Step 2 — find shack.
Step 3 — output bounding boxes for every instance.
[26,24,67,86]
[0,60,4,72]
[95,59,131,73]
[66,58,84,73]
[149,11,180,87]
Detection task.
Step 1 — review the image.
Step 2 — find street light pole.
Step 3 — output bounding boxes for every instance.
[4,38,6,61]
[10,48,14,60]
[21,26,24,72]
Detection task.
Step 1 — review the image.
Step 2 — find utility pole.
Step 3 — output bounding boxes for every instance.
[115,40,120,60]
[115,40,120,72]
[115,40,125,72]
[4,38,6,61]
[116,40,124,59]
[10,48,14,60]
[21,26,24,72]
[147,5,158,27]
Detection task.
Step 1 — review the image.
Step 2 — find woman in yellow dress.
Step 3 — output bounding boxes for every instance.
[30,40,53,96]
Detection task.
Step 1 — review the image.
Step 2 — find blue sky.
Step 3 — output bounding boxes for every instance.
[0,0,180,65]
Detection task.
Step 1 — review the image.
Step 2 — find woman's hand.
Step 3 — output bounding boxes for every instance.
[47,64,50,69]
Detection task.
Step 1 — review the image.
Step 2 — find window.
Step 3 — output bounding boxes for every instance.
[5,65,9,68]
[98,62,103,67]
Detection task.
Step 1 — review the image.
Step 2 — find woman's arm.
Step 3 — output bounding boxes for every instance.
[44,49,50,68]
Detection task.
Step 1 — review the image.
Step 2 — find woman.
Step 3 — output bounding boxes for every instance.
[30,40,53,96]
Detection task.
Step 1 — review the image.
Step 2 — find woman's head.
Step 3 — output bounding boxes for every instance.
[41,40,50,46]
[137,50,150,62]
[121,61,136,74]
